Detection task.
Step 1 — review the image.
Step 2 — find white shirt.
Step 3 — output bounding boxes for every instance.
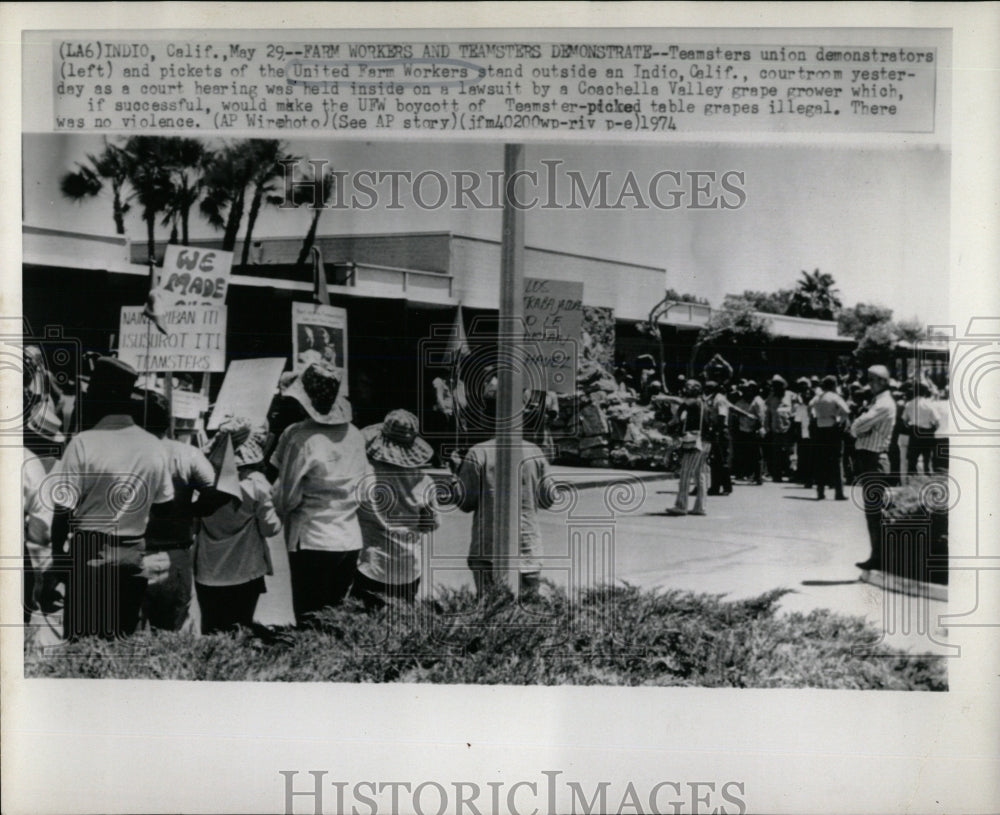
[904,398,940,432]
[48,415,174,537]
[270,420,371,553]
[851,390,896,453]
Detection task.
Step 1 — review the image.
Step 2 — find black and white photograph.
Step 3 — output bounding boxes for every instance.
[2,6,998,815]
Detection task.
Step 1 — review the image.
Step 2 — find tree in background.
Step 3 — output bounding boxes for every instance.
[121,137,177,263]
[664,288,710,305]
[838,302,894,340]
[59,139,132,235]
[722,289,794,315]
[693,299,773,374]
[786,269,842,320]
[240,140,298,267]
[894,318,929,345]
[200,142,255,252]
[853,321,899,370]
[160,138,210,246]
[292,163,337,266]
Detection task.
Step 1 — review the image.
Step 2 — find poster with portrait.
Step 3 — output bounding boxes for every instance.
[291,302,348,389]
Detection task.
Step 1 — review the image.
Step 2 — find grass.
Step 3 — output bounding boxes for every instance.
[24,584,946,690]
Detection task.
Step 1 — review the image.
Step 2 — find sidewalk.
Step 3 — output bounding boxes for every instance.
[428,464,671,491]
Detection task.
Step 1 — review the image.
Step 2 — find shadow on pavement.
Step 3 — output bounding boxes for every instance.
[801,579,862,586]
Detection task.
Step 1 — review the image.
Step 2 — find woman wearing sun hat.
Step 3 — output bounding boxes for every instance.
[270,361,370,625]
[194,418,281,634]
[354,410,440,610]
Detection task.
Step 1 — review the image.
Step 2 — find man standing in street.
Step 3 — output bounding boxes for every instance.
[704,379,732,496]
[765,375,796,482]
[48,358,174,640]
[850,365,897,571]
[811,375,850,501]
[451,382,558,598]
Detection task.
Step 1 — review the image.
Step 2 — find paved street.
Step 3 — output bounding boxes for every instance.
[25,470,946,656]
[253,471,949,655]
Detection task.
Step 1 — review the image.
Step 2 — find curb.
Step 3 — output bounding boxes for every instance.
[858,569,948,602]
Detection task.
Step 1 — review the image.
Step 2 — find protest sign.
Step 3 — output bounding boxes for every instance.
[207,357,287,431]
[118,304,227,373]
[292,302,348,389]
[171,390,209,420]
[523,278,583,393]
[155,245,233,305]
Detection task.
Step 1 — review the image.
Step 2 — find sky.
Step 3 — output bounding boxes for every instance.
[23,134,950,325]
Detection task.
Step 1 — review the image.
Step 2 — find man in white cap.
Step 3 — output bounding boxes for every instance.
[850,364,897,570]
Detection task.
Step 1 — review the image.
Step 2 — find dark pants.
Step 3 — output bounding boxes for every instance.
[842,434,857,484]
[907,434,937,476]
[855,450,890,566]
[351,571,420,612]
[768,432,792,481]
[812,426,845,498]
[196,577,265,635]
[794,425,815,485]
[141,545,193,631]
[288,549,359,625]
[733,430,763,482]
[63,531,147,641]
[709,429,733,494]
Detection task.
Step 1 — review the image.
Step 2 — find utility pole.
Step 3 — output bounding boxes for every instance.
[496,144,526,593]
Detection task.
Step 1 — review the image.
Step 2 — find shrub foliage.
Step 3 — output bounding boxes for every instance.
[25,585,945,690]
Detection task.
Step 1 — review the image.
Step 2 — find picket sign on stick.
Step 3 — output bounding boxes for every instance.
[145,245,234,435]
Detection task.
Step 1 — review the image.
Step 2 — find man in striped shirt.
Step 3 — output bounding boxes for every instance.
[850,365,897,570]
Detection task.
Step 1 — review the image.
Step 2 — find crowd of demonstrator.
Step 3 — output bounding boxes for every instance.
[21,355,555,640]
[21,349,945,642]
[639,363,946,571]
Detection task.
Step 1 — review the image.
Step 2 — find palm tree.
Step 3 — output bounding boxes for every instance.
[200,142,254,252]
[200,139,296,261]
[59,140,131,234]
[121,137,176,263]
[787,269,842,320]
[160,138,210,246]
[240,140,297,267]
[293,163,337,266]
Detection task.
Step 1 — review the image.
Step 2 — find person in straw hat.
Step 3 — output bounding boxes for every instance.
[194,418,281,634]
[353,410,439,610]
[270,361,370,625]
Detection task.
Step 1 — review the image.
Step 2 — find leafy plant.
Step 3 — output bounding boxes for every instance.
[26,585,946,690]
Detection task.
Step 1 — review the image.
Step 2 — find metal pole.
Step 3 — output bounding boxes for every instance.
[496,144,526,594]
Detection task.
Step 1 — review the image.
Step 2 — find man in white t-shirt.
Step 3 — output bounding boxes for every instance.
[48,358,174,640]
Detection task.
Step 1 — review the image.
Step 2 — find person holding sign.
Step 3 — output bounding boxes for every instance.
[194,419,281,635]
[270,362,369,625]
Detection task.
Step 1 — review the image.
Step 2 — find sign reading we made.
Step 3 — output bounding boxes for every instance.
[155,245,233,305]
